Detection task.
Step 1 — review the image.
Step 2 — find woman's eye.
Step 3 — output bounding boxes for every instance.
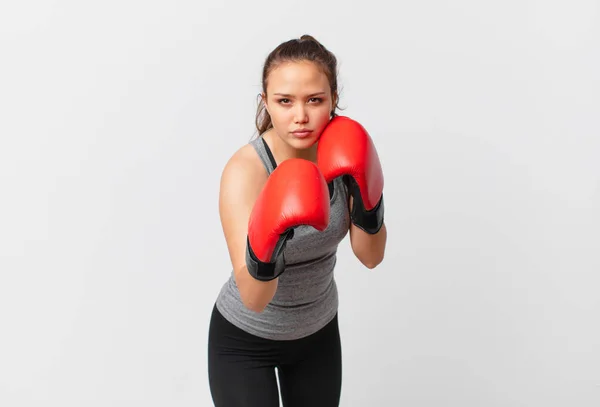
[277,97,322,105]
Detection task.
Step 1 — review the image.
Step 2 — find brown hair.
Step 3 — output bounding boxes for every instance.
[254,34,342,136]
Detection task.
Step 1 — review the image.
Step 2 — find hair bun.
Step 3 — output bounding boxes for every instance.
[300,34,317,42]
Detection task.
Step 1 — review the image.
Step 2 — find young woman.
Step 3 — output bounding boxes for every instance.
[208,34,387,407]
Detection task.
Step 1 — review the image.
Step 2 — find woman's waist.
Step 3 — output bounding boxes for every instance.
[270,272,336,307]
[215,281,339,341]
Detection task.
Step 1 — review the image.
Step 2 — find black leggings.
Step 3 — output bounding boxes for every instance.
[207,304,342,407]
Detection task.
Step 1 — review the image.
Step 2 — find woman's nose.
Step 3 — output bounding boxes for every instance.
[294,105,308,123]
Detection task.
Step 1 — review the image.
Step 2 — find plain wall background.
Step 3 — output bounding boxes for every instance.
[1,0,599,405]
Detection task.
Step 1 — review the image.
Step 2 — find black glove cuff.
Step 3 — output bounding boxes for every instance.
[245,229,293,281]
[350,188,385,235]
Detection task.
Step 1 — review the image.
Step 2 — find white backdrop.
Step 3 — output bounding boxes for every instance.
[1,1,599,406]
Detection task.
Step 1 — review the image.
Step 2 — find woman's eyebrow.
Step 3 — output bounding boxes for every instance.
[273,92,326,97]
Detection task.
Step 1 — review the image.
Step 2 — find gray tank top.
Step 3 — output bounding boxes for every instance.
[215,136,350,340]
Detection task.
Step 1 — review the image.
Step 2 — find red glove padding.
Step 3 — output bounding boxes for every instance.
[246,158,330,280]
[317,116,384,234]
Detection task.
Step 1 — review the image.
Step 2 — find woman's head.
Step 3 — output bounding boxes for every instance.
[255,35,341,148]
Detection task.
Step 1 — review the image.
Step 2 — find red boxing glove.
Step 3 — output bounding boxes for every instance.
[246,158,330,281]
[317,116,384,234]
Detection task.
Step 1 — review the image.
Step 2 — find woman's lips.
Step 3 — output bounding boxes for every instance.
[292,129,313,138]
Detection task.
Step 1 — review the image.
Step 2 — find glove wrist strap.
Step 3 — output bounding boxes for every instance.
[245,230,293,281]
[350,188,385,235]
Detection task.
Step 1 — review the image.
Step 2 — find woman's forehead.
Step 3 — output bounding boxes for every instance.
[267,61,330,94]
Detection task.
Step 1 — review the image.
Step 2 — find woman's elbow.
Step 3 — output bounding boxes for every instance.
[242,296,268,313]
[353,246,385,269]
[235,266,277,313]
[362,255,384,270]
[238,277,278,313]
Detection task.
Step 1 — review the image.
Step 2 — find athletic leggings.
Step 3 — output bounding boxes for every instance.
[207,304,342,407]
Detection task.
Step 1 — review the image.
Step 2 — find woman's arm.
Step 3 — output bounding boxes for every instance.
[218,146,278,313]
[348,195,387,269]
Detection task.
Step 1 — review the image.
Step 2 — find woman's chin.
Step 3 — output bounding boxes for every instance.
[289,137,318,150]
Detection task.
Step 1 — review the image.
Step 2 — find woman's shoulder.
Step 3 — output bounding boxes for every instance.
[220,138,267,188]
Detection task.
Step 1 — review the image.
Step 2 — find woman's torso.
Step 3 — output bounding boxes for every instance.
[214,136,350,340]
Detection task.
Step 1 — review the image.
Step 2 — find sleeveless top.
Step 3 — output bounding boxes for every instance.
[214,136,350,340]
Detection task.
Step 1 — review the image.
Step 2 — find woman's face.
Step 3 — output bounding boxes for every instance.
[263,60,335,150]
